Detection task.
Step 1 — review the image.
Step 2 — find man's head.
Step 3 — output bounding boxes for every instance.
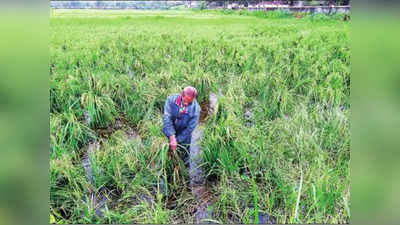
[181,86,197,106]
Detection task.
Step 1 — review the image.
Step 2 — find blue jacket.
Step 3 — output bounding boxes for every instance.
[162,94,200,144]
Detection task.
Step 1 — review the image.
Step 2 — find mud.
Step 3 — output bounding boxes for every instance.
[86,115,139,140]
[192,185,214,223]
[126,125,139,141]
[199,100,210,122]
[94,194,108,217]
[194,203,213,224]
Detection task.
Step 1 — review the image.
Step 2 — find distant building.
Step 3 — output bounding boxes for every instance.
[212,1,350,9]
[247,1,288,9]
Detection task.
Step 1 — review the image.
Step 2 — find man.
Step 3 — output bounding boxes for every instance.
[162,86,200,165]
[162,87,212,222]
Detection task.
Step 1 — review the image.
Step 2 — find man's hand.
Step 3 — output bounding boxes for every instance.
[169,135,177,152]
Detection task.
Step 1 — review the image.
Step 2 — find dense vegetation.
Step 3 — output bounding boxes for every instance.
[50,10,350,224]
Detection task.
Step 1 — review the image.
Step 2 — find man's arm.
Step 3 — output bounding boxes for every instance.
[176,105,200,143]
[162,96,176,137]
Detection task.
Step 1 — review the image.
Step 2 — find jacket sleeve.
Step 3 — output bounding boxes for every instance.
[162,96,176,137]
[176,103,200,143]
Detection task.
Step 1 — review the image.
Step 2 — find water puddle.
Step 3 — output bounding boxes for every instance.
[94,194,108,217]
[192,185,214,223]
[81,140,108,218]
[140,194,155,207]
[244,108,254,127]
[189,126,205,186]
[248,206,277,224]
[189,92,221,223]
[82,141,99,186]
[257,212,277,224]
[208,92,220,115]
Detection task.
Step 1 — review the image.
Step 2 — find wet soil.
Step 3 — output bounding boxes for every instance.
[199,100,210,123]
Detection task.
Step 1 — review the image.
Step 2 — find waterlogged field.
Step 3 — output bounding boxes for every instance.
[50,10,350,224]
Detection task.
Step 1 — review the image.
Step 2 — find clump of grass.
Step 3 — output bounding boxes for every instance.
[80,92,117,128]
[50,112,94,158]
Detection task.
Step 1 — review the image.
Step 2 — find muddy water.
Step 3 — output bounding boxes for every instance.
[81,111,108,218]
[208,93,219,115]
[190,126,213,223]
[189,126,205,186]
[189,93,221,223]
[82,141,98,185]
[82,141,108,218]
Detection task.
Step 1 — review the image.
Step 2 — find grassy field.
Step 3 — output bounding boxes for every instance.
[50,9,350,224]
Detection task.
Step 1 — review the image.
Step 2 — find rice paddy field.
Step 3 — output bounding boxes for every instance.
[50,9,350,224]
